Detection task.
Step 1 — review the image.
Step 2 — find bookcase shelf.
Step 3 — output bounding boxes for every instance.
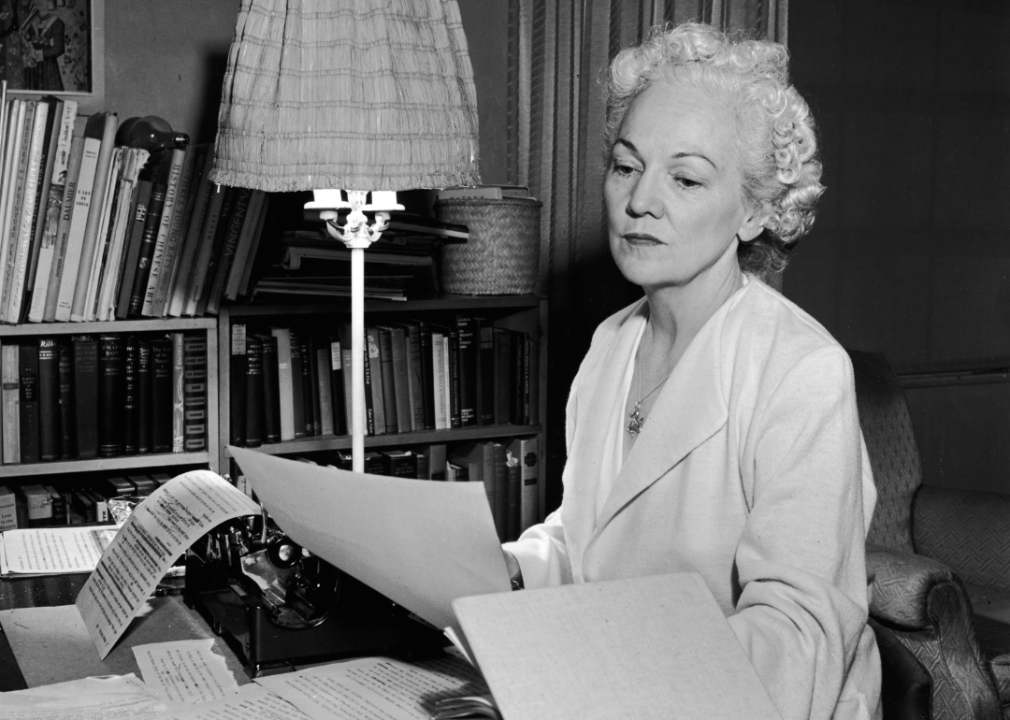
[224,424,543,458]
[218,294,549,524]
[0,451,211,478]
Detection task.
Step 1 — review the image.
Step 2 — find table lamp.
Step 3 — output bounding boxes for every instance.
[210,0,481,472]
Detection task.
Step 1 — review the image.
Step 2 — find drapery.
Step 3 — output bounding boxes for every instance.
[506,0,788,509]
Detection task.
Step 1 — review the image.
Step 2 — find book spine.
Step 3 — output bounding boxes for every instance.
[455,316,478,427]
[4,102,46,323]
[1,343,18,463]
[151,146,197,316]
[244,334,263,448]
[183,333,207,451]
[141,148,186,316]
[136,338,151,453]
[167,144,214,317]
[519,435,539,532]
[449,330,461,429]
[79,146,123,322]
[419,322,435,429]
[494,328,512,425]
[390,326,412,433]
[432,330,446,430]
[42,120,85,322]
[404,323,424,432]
[271,327,295,441]
[57,339,74,459]
[304,334,320,436]
[37,337,59,461]
[171,332,185,452]
[182,185,228,316]
[229,322,247,446]
[478,321,495,425]
[316,344,334,435]
[493,442,508,542]
[123,335,138,455]
[329,340,346,436]
[69,112,118,322]
[0,100,36,321]
[18,341,39,463]
[150,337,173,453]
[339,341,355,436]
[114,178,153,319]
[365,326,385,435]
[0,101,27,318]
[53,134,100,322]
[289,329,306,438]
[205,187,252,315]
[97,333,125,457]
[127,178,167,316]
[259,334,280,444]
[194,186,238,316]
[377,326,397,433]
[72,335,98,459]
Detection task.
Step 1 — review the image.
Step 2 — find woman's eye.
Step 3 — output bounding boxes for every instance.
[675,176,702,189]
[610,161,639,176]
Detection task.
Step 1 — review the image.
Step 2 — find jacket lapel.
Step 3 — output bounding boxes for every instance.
[591,302,730,539]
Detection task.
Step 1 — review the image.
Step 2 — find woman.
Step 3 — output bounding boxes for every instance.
[502,22,881,720]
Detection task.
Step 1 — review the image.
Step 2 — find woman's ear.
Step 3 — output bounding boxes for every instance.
[737,204,769,244]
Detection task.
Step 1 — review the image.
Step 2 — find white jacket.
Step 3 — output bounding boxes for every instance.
[505,277,882,720]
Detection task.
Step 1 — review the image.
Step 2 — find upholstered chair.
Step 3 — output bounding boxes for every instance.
[848,349,1010,720]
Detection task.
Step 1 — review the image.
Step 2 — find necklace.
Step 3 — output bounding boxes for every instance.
[627,345,673,436]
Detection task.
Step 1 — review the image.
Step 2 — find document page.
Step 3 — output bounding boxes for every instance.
[452,572,783,720]
[168,684,312,720]
[255,655,489,720]
[133,639,240,707]
[0,674,166,720]
[76,470,261,659]
[230,447,511,632]
[0,526,120,576]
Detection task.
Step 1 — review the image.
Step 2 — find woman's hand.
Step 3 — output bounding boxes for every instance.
[503,549,523,590]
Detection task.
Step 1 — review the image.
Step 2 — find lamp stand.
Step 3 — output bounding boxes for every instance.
[311,190,403,473]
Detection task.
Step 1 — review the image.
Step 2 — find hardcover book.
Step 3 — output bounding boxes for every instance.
[18,340,40,463]
[140,145,187,317]
[376,326,398,434]
[122,335,138,455]
[183,333,207,451]
[365,326,387,435]
[259,333,280,444]
[71,335,98,459]
[229,322,247,446]
[328,339,346,436]
[97,334,125,457]
[37,337,59,461]
[315,342,334,436]
[171,332,185,452]
[270,326,296,441]
[57,339,74,459]
[135,337,152,453]
[455,315,478,427]
[243,333,264,448]
[42,112,86,322]
[150,336,173,453]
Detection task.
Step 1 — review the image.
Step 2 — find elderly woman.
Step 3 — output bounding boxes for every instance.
[502,22,881,720]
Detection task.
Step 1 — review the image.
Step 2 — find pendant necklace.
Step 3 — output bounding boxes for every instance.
[627,340,673,437]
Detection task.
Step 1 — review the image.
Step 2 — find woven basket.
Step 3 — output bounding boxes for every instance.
[435,197,542,295]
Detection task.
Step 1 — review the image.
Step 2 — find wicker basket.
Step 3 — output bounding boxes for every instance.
[435,196,542,295]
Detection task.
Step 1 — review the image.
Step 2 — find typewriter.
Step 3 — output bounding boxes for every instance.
[184,514,445,677]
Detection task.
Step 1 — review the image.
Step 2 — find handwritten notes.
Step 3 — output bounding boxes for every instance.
[76,470,261,659]
[0,526,119,576]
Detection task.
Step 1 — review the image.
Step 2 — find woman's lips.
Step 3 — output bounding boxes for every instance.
[623,233,663,246]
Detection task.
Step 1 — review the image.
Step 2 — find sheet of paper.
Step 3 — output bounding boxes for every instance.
[452,571,783,720]
[133,639,240,707]
[0,673,167,719]
[255,655,489,720]
[76,470,262,659]
[230,447,511,631]
[0,526,120,576]
[167,683,312,720]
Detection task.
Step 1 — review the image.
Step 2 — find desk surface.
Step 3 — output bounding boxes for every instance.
[0,573,90,692]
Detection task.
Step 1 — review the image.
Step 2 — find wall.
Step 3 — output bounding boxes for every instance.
[101,0,509,182]
[786,0,1010,493]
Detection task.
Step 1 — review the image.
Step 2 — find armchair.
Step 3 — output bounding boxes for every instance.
[848,349,1010,720]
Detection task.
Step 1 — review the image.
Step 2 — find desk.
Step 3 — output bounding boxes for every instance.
[0,573,88,692]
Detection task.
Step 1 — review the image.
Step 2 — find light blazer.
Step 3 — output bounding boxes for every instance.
[505,278,881,720]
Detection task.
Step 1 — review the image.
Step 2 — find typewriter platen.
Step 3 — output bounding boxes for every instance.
[184,515,445,677]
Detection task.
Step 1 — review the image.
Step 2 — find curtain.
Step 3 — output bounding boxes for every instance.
[507,0,788,510]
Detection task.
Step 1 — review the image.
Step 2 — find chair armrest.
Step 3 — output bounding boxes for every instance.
[913,486,1010,593]
[989,654,1010,704]
[870,618,933,720]
[867,544,956,629]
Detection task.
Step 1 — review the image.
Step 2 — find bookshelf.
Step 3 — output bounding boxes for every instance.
[0,317,218,478]
[217,294,549,524]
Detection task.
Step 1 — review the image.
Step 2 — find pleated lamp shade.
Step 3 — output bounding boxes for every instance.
[209,0,482,193]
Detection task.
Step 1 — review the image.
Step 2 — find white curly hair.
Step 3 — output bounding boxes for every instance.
[604,22,824,276]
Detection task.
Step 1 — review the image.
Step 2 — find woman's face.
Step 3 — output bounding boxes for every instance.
[605,80,763,291]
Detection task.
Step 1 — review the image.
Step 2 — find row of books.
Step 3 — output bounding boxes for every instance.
[0,472,172,529]
[0,96,269,324]
[0,331,207,464]
[229,315,538,447]
[250,435,540,543]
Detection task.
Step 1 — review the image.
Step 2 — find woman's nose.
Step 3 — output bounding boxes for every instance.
[626,171,664,218]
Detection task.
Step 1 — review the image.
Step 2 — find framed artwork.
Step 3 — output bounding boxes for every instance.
[0,0,104,112]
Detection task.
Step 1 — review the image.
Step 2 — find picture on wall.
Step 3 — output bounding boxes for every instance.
[0,0,92,94]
